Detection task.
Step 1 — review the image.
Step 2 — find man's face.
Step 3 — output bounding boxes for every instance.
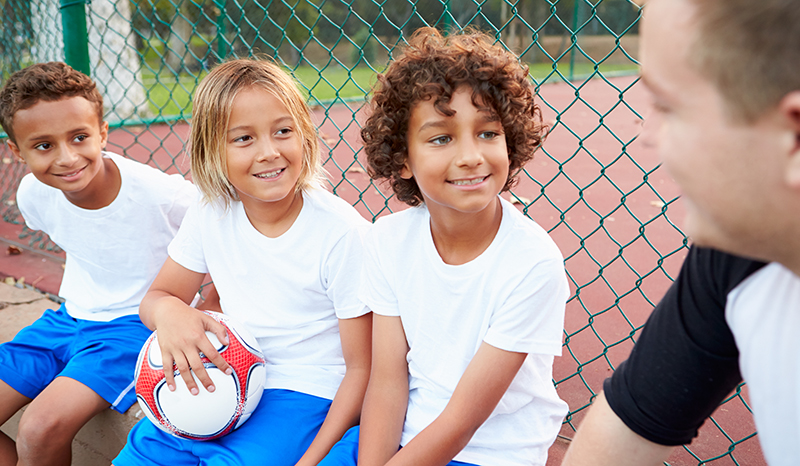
[641,0,792,260]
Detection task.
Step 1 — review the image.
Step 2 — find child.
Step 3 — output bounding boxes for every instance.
[113,58,372,466]
[0,62,197,464]
[320,28,569,466]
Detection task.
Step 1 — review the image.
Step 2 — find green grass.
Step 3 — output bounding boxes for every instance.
[140,62,639,118]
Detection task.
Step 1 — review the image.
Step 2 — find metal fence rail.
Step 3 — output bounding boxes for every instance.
[0,1,761,464]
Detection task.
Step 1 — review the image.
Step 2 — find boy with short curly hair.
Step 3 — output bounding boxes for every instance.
[0,62,196,465]
[320,27,568,466]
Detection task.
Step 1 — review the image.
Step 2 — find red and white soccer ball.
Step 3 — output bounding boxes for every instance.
[134,311,267,441]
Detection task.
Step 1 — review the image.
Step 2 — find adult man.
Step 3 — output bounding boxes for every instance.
[561,0,800,465]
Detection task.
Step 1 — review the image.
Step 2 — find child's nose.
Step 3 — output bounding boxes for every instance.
[54,145,80,166]
[256,140,280,162]
[455,139,484,167]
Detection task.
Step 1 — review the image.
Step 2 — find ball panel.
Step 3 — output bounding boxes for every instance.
[158,367,239,438]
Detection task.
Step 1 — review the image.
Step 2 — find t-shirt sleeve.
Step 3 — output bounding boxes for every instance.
[483,257,569,356]
[604,246,765,445]
[15,174,45,232]
[359,227,399,317]
[166,200,208,274]
[165,175,200,230]
[325,225,370,319]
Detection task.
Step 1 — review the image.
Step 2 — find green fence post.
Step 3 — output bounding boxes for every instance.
[569,0,581,81]
[215,0,228,60]
[442,0,454,34]
[59,0,91,75]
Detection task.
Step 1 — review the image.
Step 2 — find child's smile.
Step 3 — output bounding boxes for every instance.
[402,86,510,219]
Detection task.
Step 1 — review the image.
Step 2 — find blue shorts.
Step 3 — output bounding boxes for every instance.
[114,389,332,466]
[0,304,152,413]
[319,426,478,466]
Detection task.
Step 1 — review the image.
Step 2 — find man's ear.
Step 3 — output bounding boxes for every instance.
[5,140,24,164]
[782,91,800,188]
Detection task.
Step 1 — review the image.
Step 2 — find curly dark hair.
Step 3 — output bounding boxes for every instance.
[0,62,103,143]
[362,27,545,206]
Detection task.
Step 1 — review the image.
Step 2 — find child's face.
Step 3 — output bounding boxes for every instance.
[7,96,108,196]
[402,86,510,217]
[225,87,304,209]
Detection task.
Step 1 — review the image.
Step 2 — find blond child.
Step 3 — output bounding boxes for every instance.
[113,59,372,466]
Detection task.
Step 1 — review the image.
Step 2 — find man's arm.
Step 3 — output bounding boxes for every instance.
[561,392,673,466]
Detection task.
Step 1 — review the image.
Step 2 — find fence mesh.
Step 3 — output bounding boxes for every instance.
[0,1,761,464]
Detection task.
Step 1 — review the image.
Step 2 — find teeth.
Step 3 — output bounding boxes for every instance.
[255,169,283,179]
[451,176,487,186]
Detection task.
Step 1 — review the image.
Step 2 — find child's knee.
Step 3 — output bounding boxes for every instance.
[16,408,71,451]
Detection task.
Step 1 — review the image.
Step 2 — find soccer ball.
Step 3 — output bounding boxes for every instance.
[134,311,267,441]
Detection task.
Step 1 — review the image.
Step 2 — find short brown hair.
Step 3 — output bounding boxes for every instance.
[0,62,104,143]
[687,0,800,121]
[190,58,322,206]
[362,27,544,207]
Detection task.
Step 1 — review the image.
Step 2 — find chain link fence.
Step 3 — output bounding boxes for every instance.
[0,1,761,464]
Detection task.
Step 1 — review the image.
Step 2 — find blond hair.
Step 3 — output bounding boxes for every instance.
[189,58,322,205]
[687,0,800,122]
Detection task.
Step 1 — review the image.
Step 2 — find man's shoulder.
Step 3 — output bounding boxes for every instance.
[684,247,768,298]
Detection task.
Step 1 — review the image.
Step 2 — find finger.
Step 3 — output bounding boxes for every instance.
[198,338,232,378]
[205,318,229,346]
[186,350,216,393]
[161,350,178,392]
[174,354,200,396]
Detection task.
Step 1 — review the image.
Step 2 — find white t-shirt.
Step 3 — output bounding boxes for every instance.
[168,187,369,400]
[16,152,197,321]
[360,197,569,466]
[726,262,800,466]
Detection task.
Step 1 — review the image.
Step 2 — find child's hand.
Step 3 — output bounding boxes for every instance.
[154,306,233,395]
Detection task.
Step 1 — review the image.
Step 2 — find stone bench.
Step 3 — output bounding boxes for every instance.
[0,283,141,465]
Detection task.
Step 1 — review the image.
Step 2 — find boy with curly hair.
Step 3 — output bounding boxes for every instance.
[320,27,568,466]
[0,62,196,465]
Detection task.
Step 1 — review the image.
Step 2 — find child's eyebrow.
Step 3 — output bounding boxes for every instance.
[416,120,449,134]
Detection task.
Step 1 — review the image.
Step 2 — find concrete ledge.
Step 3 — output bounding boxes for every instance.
[0,283,141,465]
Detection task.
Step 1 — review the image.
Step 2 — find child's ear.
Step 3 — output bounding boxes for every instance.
[99,120,109,149]
[400,161,413,180]
[782,91,800,189]
[5,140,25,164]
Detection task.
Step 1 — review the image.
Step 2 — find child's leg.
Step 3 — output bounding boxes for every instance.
[317,426,480,466]
[0,380,32,463]
[197,389,332,466]
[317,425,359,466]
[114,389,332,466]
[15,376,109,466]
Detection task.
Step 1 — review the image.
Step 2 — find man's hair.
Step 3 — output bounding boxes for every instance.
[189,58,322,205]
[0,62,104,143]
[362,27,544,206]
[688,0,800,121]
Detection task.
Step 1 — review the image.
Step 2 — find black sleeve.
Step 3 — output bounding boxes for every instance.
[603,246,767,445]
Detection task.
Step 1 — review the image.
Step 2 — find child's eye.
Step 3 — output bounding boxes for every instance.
[233,135,253,143]
[275,127,293,137]
[430,135,451,145]
[34,142,52,151]
[73,134,88,143]
[479,131,499,139]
